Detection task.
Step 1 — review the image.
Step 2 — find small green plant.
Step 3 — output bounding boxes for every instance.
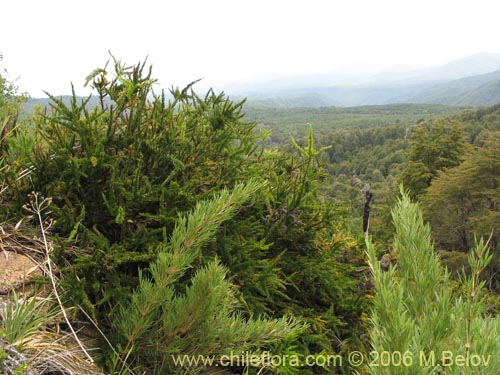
[111,180,304,374]
[366,188,500,374]
[1,291,57,346]
[13,362,28,375]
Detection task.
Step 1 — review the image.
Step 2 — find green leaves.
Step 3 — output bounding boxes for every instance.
[153,180,264,289]
[112,180,303,373]
[422,134,500,256]
[1,292,58,346]
[399,119,466,199]
[288,125,330,210]
[367,189,500,375]
[18,57,368,374]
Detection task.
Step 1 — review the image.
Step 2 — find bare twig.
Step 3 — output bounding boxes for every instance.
[25,192,94,363]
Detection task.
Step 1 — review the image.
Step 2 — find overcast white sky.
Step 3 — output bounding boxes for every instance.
[2,0,500,96]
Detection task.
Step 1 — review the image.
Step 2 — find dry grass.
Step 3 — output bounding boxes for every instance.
[20,331,102,375]
[0,220,105,375]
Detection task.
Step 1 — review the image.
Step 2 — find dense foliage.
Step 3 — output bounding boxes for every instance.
[399,118,466,199]
[366,190,500,375]
[244,103,461,146]
[3,53,500,375]
[0,53,29,196]
[1,58,369,374]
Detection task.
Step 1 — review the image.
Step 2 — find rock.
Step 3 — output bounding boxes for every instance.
[0,251,42,295]
[0,339,30,375]
[380,254,391,271]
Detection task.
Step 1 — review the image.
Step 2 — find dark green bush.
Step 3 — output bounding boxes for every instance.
[24,57,367,373]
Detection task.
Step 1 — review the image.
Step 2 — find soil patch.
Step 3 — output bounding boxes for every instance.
[0,251,42,295]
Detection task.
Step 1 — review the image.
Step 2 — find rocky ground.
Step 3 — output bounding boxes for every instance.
[0,250,42,299]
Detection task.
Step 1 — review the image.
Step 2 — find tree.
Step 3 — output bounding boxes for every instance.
[422,135,500,249]
[399,118,465,199]
[421,135,500,290]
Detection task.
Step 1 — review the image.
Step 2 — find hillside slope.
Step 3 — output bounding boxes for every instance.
[232,53,500,108]
[407,70,500,106]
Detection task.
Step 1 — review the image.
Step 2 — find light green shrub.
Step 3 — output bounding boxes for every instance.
[366,189,500,374]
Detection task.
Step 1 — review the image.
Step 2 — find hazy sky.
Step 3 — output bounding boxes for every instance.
[2,0,500,96]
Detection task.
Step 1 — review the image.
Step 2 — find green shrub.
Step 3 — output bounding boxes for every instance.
[21,57,368,373]
[366,189,500,374]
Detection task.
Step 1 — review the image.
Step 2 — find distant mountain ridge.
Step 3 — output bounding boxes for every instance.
[25,53,500,109]
[226,53,500,108]
[23,95,104,115]
[406,69,500,106]
[395,52,500,82]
